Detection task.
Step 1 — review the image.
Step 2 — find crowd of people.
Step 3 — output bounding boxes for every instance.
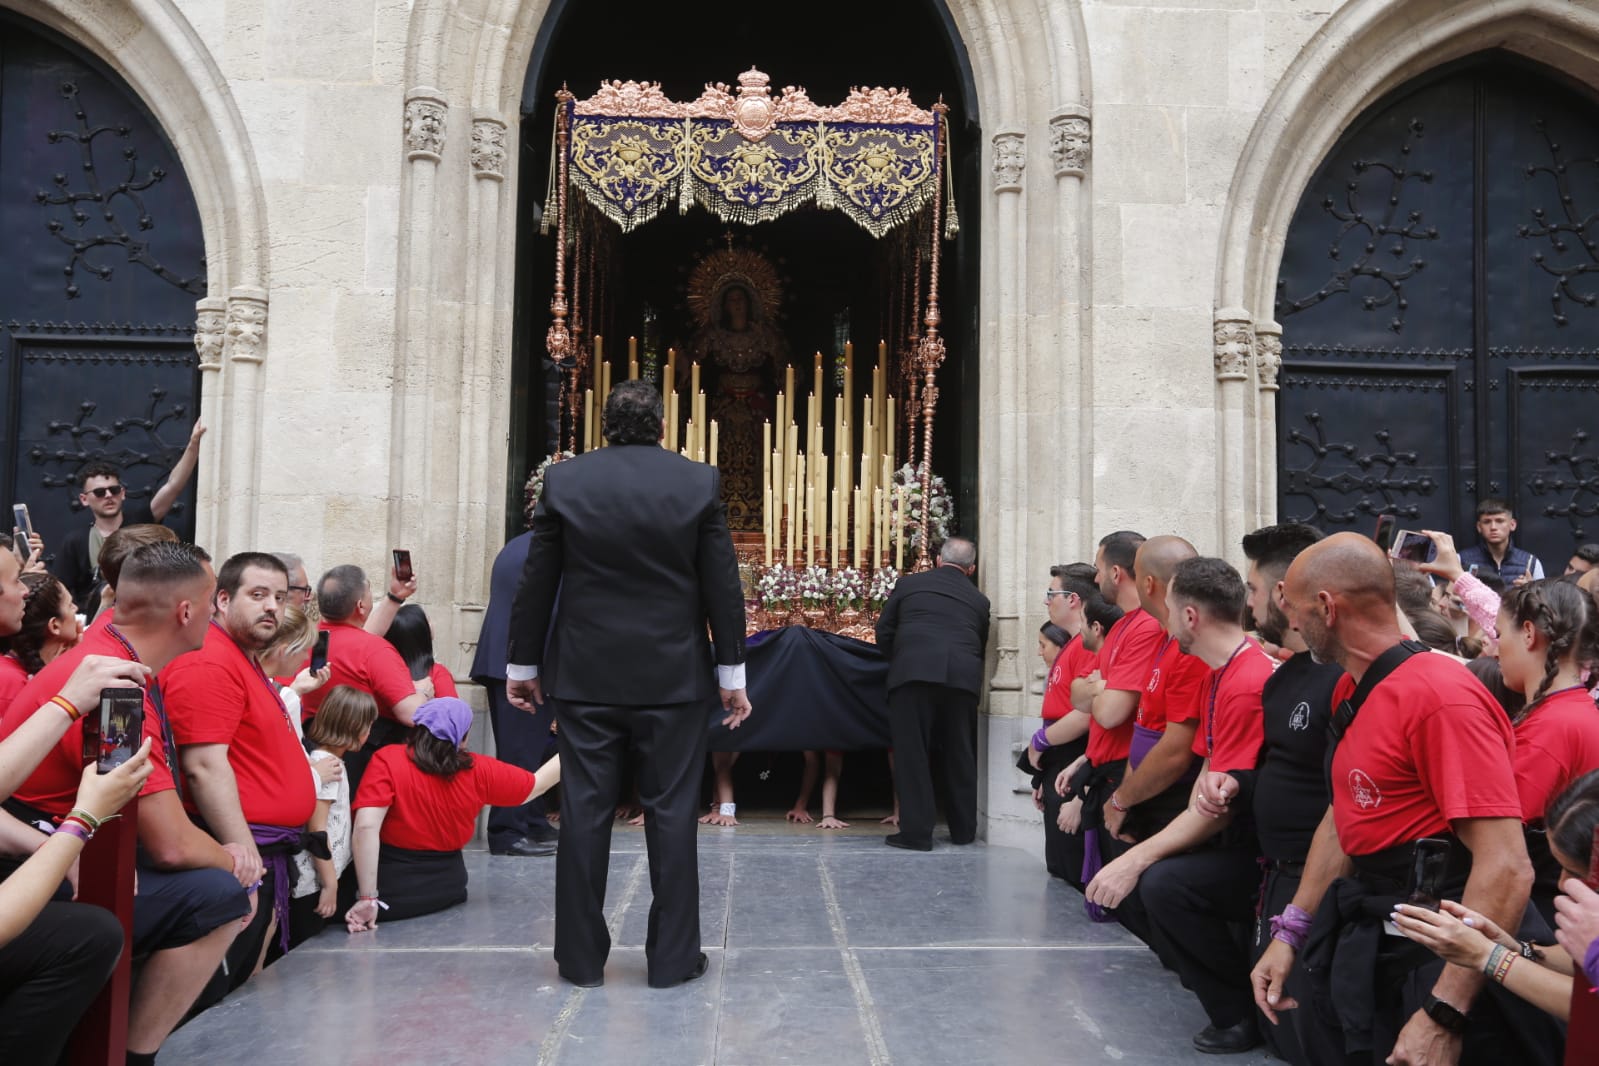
[1020,500,1599,1063]
[0,450,558,1064]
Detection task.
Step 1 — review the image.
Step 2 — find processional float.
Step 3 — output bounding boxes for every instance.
[539,67,956,587]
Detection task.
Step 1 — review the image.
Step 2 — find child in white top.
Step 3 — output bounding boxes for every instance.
[293,686,377,918]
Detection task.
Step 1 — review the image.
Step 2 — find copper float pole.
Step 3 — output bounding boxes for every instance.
[903,240,922,479]
[547,88,575,456]
[914,103,950,571]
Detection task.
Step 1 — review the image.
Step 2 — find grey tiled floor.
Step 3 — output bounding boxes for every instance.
[164,826,1278,1065]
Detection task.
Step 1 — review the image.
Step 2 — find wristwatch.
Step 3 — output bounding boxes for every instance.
[1422,994,1469,1035]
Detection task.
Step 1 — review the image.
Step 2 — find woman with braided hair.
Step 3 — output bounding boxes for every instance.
[1498,578,1599,923]
[0,573,82,710]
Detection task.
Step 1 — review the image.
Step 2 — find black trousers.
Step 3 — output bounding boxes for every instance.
[554,699,707,985]
[0,901,122,1066]
[1140,845,1262,1030]
[484,679,556,848]
[1037,740,1088,887]
[887,682,978,846]
[1251,868,1315,1066]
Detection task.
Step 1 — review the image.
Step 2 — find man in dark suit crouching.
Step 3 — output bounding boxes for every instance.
[875,537,991,851]
[506,380,751,989]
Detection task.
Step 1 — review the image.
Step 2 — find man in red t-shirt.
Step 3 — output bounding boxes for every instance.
[163,551,317,987]
[1278,533,1551,1064]
[0,542,251,1062]
[1103,536,1205,843]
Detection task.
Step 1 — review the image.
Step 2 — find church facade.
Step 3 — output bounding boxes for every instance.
[4,0,1598,852]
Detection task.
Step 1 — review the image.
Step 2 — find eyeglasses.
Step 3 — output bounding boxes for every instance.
[287,585,313,597]
[1044,590,1072,600]
[86,485,125,499]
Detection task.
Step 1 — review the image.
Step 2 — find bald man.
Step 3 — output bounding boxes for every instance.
[1101,536,1204,844]
[1276,533,1560,1066]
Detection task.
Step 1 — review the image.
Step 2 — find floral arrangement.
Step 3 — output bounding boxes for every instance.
[868,566,899,610]
[890,462,954,551]
[756,564,797,609]
[523,451,574,526]
[796,566,833,608]
[831,567,866,610]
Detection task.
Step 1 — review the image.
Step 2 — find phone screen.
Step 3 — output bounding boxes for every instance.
[310,630,330,673]
[1372,514,1397,554]
[12,503,32,542]
[84,688,144,772]
[1407,837,1451,911]
[392,549,413,583]
[1391,531,1433,564]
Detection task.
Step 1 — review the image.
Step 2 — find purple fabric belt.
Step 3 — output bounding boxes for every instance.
[1082,831,1114,923]
[1585,936,1599,988]
[1128,724,1163,772]
[250,822,303,953]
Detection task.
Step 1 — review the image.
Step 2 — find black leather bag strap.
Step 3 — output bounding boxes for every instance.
[1323,640,1430,795]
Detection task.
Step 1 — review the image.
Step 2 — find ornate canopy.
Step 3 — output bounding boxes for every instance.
[563,68,949,237]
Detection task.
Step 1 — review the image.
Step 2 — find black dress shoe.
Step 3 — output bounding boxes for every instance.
[526,823,560,844]
[1192,1020,1260,1054]
[559,969,603,989]
[648,952,708,989]
[490,836,557,857]
[884,833,933,852]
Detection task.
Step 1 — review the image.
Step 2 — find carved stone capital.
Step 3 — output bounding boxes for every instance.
[404,87,448,162]
[991,131,1025,193]
[1255,320,1284,392]
[471,114,508,180]
[194,296,227,371]
[1213,309,1254,382]
[225,288,268,364]
[1049,109,1090,178]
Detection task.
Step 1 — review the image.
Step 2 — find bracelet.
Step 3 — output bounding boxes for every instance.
[1482,944,1509,979]
[67,807,105,832]
[49,695,81,722]
[1269,904,1314,952]
[1518,940,1544,962]
[1108,792,1128,814]
[386,592,405,605]
[719,802,736,817]
[356,895,389,910]
[1030,727,1051,753]
[53,820,92,842]
[1491,948,1515,985]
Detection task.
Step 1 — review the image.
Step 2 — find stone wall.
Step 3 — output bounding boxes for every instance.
[16,0,1599,857]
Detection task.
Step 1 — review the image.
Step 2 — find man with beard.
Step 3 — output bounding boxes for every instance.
[163,552,317,986]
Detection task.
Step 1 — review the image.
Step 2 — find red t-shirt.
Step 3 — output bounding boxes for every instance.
[1041,634,1097,721]
[354,745,535,852]
[1088,608,1164,765]
[1331,653,1520,856]
[162,623,316,828]
[85,606,114,635]
[0,626,175,816]
[1513,687,1599,825]
[429,662,459,699]
[1192,639,1277,773]
[300,622,417,721]
[1137,636,1208,733]
[0,654,30,716]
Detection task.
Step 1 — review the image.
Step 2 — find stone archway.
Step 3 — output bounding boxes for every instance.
[1,0,274,555]
[1213,0,1599,542]
[398,0,1092,848]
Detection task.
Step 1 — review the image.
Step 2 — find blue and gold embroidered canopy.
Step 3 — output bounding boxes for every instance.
[565,69,946,238]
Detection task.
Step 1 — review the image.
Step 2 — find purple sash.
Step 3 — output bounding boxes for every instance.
[1081,831,1115,923]
[1128,723,1163,772]
[250,822,303,952]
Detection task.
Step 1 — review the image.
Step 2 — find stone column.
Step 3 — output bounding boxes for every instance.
[1254,320,1283,527]
[1214,310,1254,560]
[222,288,268,555]
[1049,108,1091,552]
[454,112,510,665]
[391,87,449,549]
[192,296,226,553]
[988,130,1027,709]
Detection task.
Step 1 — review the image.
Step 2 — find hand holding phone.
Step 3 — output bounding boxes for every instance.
[310,630,330,673]
[1389,530,1434,564]
[82,688,145,772]
[1406,837,1452,912]
[392,549,413,584]
[1372,514,1397,555]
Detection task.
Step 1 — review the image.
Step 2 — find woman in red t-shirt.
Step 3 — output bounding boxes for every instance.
[347,697,559,929]
[1497,579,1599,920]
[0,574,83,713]
[384,603,458,699]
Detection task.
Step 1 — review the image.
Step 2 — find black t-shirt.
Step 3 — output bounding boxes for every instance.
[55,498,157,607]
[1242,652,1345,862]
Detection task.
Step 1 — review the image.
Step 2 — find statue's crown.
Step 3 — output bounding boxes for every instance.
[739,68,770,91]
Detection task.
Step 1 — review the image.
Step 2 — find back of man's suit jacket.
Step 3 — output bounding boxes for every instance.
[507,444,745,706]
[874,564,991,695]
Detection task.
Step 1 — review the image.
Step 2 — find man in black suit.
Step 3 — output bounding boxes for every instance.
[506,380,751,989]
[471,528,557,856]
[875,536,991,851]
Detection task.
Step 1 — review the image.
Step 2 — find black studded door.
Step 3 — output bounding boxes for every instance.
[0,15,206,554]
[1276,56,1599,568]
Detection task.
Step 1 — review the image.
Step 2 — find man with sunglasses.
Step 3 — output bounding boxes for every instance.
[55,421,207,608]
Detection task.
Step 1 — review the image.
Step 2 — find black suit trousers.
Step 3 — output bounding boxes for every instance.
[1139,845,1262,1030]
[553,699,707,985]
[483,681,555,847]
[887,682,978,846]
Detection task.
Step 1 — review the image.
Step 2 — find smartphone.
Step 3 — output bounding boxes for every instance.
[1372,514,1397,555]
[1390,530,1433,564]
[12,503,32,556]
[392,549,413,583]
[81,688,145,773]
[1406,837,1452,911]
[310,630,330,673]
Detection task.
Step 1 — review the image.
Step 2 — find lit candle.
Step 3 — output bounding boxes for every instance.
[583,388,594,453]
[895,487,906,570]
[806,484,816,567]
[628,335,639,379]
[690,361,701,401]
[795,453,805,565]
[874,486,884,567]
[709,420,718,468]
[764,486,774,566]
[854,487,864,570]
[813,352,823,401]
[831,489,840,569]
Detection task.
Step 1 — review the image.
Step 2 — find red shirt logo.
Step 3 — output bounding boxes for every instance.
[1348,769,1382,810]
[1146,668,1162,694]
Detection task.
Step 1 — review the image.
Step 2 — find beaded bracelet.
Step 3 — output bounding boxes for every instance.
[1491,950,1515,985]
[49,695,81,721]
[1482,944,1511,982]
